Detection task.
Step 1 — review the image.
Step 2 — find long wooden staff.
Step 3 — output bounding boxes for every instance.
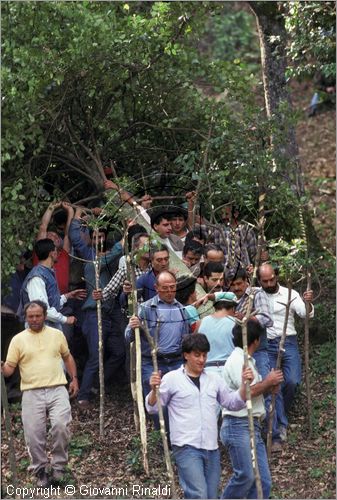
[123,227,139,431]
[142,320,177,499]
[304,271,313,437]
[191,116,214,228]
[94,231,105,438]
[299,207,313,437]
[1,373,18,492]
[124,229,149,474]
[241,294,263,499]
[266,280,295,458]
[238,186,267,499]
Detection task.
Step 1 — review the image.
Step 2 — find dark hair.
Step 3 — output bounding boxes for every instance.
[127,225,147,249]
[34,238,55,260]
[53,209,68,226]
[149,244,169,259]
[182,240,203,257]
[131,232,149,249]
[175,275,197,305]
[231,267,248,282]
[204,243,223,256]
[203,261,225,278]
[185,228,207,244]
[150,210,171,228]
[182,333,210,355]
[24,300,48,316]
[214,301,236,311]
[232,320,264,348]
[155,270,177,285]
[169,207,188,221]
[88,227,108,239]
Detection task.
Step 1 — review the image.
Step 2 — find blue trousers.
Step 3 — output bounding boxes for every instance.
[78,310,125,401]
[267,336,302,434]
[172,445,221,499]
[220,416,271,499]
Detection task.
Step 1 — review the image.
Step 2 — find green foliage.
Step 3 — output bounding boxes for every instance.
[284,1,336,80]
[1,1,327,287]
[126,430,162,474]
[69,433,92,458]
[204,5,260,75]
[267,237,307,281]
[1,177,46,285]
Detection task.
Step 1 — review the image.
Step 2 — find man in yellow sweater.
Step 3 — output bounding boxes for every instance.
[2,300,79,487]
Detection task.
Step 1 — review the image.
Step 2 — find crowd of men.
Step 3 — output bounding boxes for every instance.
[2,187,314,497]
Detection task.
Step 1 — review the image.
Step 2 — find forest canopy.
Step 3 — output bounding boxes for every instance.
[1,1,336,283]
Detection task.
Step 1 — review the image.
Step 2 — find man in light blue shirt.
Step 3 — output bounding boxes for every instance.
[125,270,190,398]
[146,333,253,499]
[198,292,238,376]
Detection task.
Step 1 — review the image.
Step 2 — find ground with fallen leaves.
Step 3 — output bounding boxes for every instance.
[1,84,335,499]
[1,342,336,500]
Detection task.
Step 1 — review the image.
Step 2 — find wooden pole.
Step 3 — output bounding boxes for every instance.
[241,291,264,500]
[123,228,140,431]
[124,223,149,475]
[266,281,294,458]
[124,226,149,474]
[304,271,313,438]
[1,374,18,492]
[192,116,214,227]
[142,321,177,499]
[94,231,105,439]
[299,206,313,437]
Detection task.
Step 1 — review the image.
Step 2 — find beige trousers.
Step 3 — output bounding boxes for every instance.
[21,386,72,474]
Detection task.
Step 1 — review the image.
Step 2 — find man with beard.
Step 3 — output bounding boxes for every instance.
[202,262,225,293]
[258,263,314,450]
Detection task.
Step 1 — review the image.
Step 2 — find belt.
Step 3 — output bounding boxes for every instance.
[225,415,264,423]
[143,352,182,361]
[205,360,226,367]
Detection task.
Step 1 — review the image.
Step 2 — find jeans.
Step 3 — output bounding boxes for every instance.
[252,350,270,380]
[220,416,271,499]
[172,445,221,499]
[78,310,125,401]
[267,336,302,434]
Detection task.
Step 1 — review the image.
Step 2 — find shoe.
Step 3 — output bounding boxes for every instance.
[279,426,287,442]
[77,399,91,409]
[52,469,65,484]
[271,441,283,453]
[36,468,49,487]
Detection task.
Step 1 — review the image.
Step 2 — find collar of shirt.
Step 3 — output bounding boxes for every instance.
[156,297,180,306]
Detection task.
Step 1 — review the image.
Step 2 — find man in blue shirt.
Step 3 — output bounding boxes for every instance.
[125,270,190,398]
[69,209,124,407]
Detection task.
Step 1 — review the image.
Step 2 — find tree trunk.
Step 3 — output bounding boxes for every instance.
[248,1,323,253]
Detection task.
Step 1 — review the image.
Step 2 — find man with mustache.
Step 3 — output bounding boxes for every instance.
[258,263,314,451]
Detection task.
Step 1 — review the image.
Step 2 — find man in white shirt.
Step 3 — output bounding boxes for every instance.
[146,333,254,499]
[258,263,314,449]
[221,320,283,499]
[18,239,86,331]
[150,209,184,258]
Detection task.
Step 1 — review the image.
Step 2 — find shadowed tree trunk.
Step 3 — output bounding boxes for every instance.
[248,1,323,252]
